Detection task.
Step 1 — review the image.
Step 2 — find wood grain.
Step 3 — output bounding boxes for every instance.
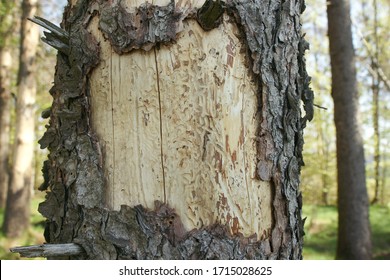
[87,1,272,238]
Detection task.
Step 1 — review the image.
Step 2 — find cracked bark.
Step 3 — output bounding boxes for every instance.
[38,0,312,260]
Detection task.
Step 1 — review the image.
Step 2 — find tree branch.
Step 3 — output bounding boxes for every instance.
[10,243,84,258]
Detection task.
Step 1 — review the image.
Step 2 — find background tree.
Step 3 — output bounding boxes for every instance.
[370,0,381,205]
[0,1,16,209]
[327,0,372,259]
[3,0,40,238]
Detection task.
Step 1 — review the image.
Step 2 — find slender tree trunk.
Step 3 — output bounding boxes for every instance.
[38,0,312,259]
[318,120,330,206]
[371,70,380,205]
[371,0,381,205]
[3,0,39,238]
[0,1,16,209]
[380,153,387,205]
[327,0,372,259]
[0,47,12,209]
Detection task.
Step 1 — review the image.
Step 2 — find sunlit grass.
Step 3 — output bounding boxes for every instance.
[0,194,45,260]
[302,205,338,259]
[303,204,390,260]
[370,205,390,259]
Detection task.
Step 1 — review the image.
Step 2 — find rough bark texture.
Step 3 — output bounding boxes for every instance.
[327,0,372,259]
[3,0,39,237]
[39,0,312,259]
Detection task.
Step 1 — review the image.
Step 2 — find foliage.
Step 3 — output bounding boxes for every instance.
[301,0,390,206]
[301,0,337,205]
[0,1,16,48]
[354,0,390,205]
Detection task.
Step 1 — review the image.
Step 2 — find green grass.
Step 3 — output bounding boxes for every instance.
[303,204,390,259]
[302,205,338,259]
[369,205,390,259]
[1,198,389,259]
[0,195,46,260]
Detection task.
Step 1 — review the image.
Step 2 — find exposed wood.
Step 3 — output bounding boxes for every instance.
[88,1,272,237]
[157,18,272,236]
[89,16,165,209]
[10,243,84,258]
[37,0,311,259]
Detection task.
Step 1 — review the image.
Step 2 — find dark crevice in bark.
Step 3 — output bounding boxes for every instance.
[196,0,225,31]
[38,0,312,259]
[153,48,167,203]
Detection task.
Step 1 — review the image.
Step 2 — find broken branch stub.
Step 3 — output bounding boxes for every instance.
[10,243,84,258]
[29,16,70,55]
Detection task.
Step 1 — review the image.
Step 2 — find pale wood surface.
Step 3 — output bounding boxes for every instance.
[87,1,272,237]
[11,243,83,258]
[88,17,165,210]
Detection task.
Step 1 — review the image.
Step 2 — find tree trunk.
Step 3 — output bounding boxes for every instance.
[3,0,39,238]
[38,0,312,259]
[371,0,380,205]
[0,47,12,209]
[371,66,380,205]
[327,0,372,259]
[0,1,16,209]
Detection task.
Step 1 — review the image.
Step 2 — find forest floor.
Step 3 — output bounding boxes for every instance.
[303,204,390,259]
[0,194,46,260]
[0,198,389,260]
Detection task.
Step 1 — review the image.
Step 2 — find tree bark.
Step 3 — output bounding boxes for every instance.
[0,47,12,209]
[371,0,380,205]
[327,0,372,259]
[3,0,39,237]
[371,65,380,205]
[38,0,312,259]
[0,1,16,209]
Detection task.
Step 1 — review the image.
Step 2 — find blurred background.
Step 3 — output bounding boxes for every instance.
[0,0,389,259]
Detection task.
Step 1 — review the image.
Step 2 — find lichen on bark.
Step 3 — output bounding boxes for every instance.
[39,0,312,259]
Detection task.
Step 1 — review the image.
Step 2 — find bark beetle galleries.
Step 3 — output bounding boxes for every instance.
[38,0,312,259]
